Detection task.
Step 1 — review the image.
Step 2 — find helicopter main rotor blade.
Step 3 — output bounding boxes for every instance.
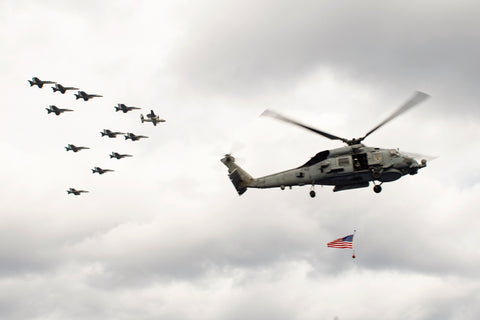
[400,150,438,162]
[261,109,348,143]
[361,91,430,141]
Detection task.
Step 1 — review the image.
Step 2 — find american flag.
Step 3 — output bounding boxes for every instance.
[327,234,354,249]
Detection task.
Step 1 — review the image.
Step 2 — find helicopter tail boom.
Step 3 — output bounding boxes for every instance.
[221,155,254,195]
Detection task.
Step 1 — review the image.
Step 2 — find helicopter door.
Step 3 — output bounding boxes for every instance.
[352,153,368,171]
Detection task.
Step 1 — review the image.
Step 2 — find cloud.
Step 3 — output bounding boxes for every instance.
[170,0,480,113]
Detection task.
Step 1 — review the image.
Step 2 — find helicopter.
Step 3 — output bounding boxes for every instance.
[221,91,430,197]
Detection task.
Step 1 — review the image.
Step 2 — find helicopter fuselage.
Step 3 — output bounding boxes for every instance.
[221,144,426,195]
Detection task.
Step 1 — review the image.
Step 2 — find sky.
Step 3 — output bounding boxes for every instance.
[1,0,480,319]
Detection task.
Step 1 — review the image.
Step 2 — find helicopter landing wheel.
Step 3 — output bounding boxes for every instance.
[373,185,382,193]
[309,183,316,198]
[371,168,382,179]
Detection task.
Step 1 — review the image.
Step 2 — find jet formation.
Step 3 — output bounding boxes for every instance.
[30,76,165,195]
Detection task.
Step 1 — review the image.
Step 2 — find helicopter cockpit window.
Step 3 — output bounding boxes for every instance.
[299,150,330,168]
[390,150,400,157]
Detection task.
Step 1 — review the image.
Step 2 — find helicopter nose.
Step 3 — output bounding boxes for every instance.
[405,157,416,166]
[406,158,427,175]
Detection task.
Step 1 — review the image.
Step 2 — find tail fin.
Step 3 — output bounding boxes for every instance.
[140,114,144,123]
[28,80,34,86]
[52,87,58,92]
[46,108,52,113]
[220,155,254,195]
[74,94,80,100]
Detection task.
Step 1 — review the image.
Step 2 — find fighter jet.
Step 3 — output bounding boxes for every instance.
[115,103,141,113]
[101,129,124,138]
[46,105,73,115]
[66,188,89,195]
[140,110,166,126]
[124,132,149,141]
[52,83,79,94]
[91,167,114,175]
[28,77,56,88]
[65,144,90,152]
[74,90,103,101]
[109,152,133,159]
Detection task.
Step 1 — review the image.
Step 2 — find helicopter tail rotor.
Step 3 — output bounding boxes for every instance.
[221,155,254,195]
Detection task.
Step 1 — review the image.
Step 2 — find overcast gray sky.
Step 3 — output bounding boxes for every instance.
[1,0,480,319]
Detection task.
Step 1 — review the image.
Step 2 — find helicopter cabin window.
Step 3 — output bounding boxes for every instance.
[352,153,369,171]
[373,153,383,162]
[338,157,350,167]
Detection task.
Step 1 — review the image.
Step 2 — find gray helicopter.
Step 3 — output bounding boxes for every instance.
[221,91,430,197]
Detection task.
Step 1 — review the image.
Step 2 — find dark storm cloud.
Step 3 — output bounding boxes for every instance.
[173,0,480,112]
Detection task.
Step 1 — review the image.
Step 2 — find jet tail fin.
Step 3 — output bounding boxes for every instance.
[28,80,34,86]
[220,155,254,195]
